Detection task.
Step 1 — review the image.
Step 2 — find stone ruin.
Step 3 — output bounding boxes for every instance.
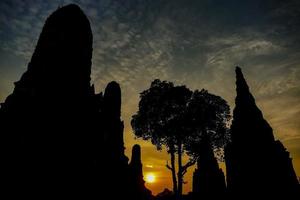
[192,138,226,199]
[192,67,299,198]
[225,67,300,197]
[0,4,151,199]
[129,144,153,200]
[0,3,299,199]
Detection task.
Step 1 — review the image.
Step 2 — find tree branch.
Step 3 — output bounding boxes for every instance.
[166,160,174,171]
[181,159,196,175]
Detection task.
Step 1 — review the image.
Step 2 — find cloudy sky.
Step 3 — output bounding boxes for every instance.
[1,0,300,194]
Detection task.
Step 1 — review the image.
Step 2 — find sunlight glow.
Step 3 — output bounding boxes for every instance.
[145,173,156,183]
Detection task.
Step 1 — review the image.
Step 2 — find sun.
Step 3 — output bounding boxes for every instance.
[145,173,156,183]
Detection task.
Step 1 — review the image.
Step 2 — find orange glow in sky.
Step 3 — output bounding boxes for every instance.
[145,173,156,183]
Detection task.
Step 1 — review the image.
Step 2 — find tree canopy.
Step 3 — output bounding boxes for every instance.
[184,89,231,161]
[132,79,192,151]
[131,79,231,197]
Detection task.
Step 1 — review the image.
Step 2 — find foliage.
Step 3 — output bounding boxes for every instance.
[131,79,231,197]
[132,79,192,152]
[184,89,231,161]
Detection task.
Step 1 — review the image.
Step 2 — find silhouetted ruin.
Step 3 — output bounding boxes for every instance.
[103,81,128,165]
[129,144,153,200]
[1,4,95,197]
[192,138,226,199]
[225,67,300,197]
[0,4,150,199]
[1,3,299,199]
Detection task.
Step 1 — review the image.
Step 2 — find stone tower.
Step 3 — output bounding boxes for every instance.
[192,138,226,198]
[130,144,143,178]
[101,81,131,199]
[129,144,152,200]
[0,4,151,199]
[225,67,300,197]
[0,4,98,197]
[0,4,109,198]
[103,81,127,164]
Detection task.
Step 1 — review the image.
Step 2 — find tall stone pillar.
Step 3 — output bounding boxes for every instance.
[129,144,152,200]
[225,67,299,197]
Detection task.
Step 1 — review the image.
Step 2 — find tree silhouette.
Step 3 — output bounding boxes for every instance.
[185,89,231,161]
[186,90,230,198]
[132,79,191,197]
[131,80,230,198]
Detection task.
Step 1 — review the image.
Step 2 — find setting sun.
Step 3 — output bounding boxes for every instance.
[145,173,156,183]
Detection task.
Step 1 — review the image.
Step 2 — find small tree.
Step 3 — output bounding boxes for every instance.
[131,80,230,198]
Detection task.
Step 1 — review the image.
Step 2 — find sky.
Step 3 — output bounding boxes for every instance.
[0,0,300,195]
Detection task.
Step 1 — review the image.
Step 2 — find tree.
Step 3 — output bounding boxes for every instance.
[131,80,230,198]
[131,79,192,197]
[184,89,231,162]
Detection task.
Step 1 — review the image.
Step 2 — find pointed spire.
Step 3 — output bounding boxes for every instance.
[234,66,256,108]
[234,66,263,122]
[226,66,300,196]
[231,66,274,143]
[235,66,249,93]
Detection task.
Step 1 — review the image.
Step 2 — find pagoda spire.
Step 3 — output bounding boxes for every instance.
[235,66,255,106]
[225,66,300,197]
[231,66,274,144]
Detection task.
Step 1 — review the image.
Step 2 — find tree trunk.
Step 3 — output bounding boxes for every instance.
[170,146,178,196]
[177,141,183,198]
